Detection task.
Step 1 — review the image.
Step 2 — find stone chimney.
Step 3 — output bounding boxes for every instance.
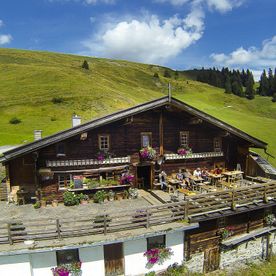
[72,115,81,127]
[34,130,42,141]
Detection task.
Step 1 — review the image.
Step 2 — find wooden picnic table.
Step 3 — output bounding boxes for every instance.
[178,188,197,196]
[207,173,223,185]
[222,170,243,184]
[168,178,183,189]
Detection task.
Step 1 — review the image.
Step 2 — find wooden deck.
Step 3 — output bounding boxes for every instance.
[1,180,276,246]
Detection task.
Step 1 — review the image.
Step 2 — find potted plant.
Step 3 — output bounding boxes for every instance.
[51,265,70,276]
[63,191,80,206]
[144,247,173,269]
[120,174,134,185]
[78,193,89,205]
[217,226,234,239]
[139,146,156,161]
[264,214,276,226]
[33,201,41,209]
[52,198,59,207]
[108,190,115,201]
[115,191,124,201]
[177,145,192,156]
[40,197,47,207]
[129,188,138,199]
[123,189,129,199]
[93,190,107,203]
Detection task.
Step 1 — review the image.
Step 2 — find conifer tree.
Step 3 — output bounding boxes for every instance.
[259,70,269,96]
[245,71,255,100]
[81,60,89,70]
[268,68,274,96]
[224,75,232,94]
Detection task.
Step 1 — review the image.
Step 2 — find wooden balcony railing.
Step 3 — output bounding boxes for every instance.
[164,151,224,160]
[46,156,131,167]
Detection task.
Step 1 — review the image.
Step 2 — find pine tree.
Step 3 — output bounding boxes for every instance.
[259,70,269,96]
[245,71,255,100]
[224,75,232,94]
[232,81,243,96]
[81,60,89,70]
[273,68,276,95]
[268,68,274,96]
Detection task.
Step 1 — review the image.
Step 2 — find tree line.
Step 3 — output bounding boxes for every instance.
[188,67,276,102]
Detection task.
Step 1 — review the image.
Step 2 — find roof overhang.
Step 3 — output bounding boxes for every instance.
[0,96,267,163]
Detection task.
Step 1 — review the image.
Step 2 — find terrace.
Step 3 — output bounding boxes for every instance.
[1,175,276,249]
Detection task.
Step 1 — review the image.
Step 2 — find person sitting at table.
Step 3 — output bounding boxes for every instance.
[183,169,192,189]
[159,171,168,190]
[214,165,222,175]
[201,167,209,181]
[193,167,202,178]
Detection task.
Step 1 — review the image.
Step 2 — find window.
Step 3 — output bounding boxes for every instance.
[99,135,110,151]
[58,174,72,190]
[56,143,66,157]
[147,235,166,250]
[180,131,189,147]
[141,132,152,148]
[213,137,222,152]
[56,249,80,265]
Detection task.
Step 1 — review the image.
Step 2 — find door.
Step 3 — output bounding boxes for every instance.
[104,243,124,276]
[137,165,152,190]
[203,247,220,273]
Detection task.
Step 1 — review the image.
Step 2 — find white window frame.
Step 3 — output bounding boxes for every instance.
[141,132,152,148]
[98,135,110,151]
[180,131,189,147]
[214,137,222,152]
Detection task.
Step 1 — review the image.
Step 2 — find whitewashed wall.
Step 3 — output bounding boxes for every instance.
[79,246,105,276]
[31,251,56,276]
[124,231,184,276]
[0,254,32,276]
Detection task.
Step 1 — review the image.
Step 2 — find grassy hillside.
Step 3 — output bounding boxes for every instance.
[0,48,275,167]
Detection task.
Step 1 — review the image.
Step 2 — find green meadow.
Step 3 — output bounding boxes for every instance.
[0,48,275,167]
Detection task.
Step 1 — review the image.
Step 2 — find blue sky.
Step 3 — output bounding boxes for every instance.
[1,0,276,79]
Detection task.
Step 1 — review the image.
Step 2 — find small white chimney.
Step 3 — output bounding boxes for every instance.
[34,130,43,141]
[72,115,81,127]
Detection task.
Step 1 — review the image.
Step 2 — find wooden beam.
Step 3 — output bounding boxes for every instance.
[159,111,164,156]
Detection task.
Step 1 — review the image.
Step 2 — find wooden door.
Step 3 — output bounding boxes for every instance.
[203,247,220,273]
[104,243,124,276]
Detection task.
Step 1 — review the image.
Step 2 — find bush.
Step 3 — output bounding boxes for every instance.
[93,190,107,203]
[153,72,159,79]
[63,191,80,206]
[33,201,41,209]
[82,60,89,70]
[9,117,21,124]
[164,69,171,78]
[52,97,64,104]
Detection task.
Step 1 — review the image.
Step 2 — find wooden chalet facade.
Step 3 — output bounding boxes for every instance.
[0,96,267,201]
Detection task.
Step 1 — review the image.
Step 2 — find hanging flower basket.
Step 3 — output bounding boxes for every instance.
[139,146,156,161]
[177,146,192,156]
[144,247,173,269]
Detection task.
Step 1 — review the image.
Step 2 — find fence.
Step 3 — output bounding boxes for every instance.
[1,181,276,245]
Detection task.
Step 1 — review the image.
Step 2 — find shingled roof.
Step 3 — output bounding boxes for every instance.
[0,96,267,162]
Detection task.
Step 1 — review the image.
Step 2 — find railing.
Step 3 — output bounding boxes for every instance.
[164,151,224,160]
[1,181,276,246]
[46,156,131,167]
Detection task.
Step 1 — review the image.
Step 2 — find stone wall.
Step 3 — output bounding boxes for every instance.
[185,252,204,273]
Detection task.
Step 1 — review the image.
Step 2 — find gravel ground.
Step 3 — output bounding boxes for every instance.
[0,197,151,222]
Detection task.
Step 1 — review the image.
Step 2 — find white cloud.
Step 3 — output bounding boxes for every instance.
[210,36,276,68]
[210,36,276,80]
[155,0,244,13]
[82,12,204,64]
[0,34,12,45]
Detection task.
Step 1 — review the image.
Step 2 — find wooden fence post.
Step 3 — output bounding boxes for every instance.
[104,214,107,235]
[146,209,150,228]
[56,219,61,240]
[231,190,236,210]
[7,223,12,245]
[263,185,268,203]
[184,200,189,220]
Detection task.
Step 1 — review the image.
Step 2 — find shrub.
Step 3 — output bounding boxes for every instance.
[33,201,41,209]
[9,117,21,124]
[153,72,159,79]
[52,97,64,104]
[82,60,89,70]
[164,69,171,78]
[63,191,80,206]
[93,190,107,203]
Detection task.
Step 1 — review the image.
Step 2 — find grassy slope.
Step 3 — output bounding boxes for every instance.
[0,48,275,167]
